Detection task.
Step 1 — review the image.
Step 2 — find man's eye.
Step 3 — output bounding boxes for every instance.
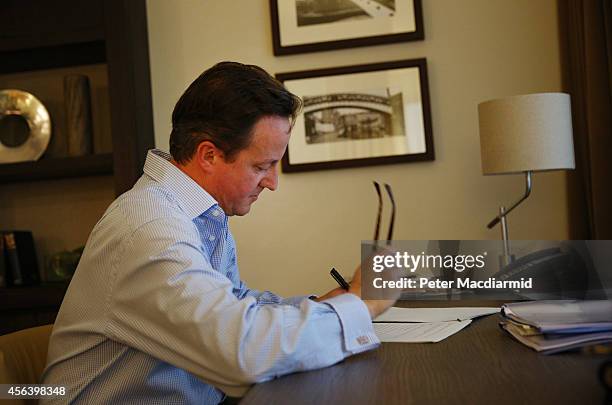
[255,162,276,172]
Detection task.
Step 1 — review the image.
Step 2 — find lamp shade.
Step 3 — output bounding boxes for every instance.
[478,93,575,175]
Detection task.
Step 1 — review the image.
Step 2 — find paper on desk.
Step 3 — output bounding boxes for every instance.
[374,307,499,323]
[374,320,472,343]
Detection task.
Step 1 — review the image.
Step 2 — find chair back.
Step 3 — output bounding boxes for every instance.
[0,325,53,385]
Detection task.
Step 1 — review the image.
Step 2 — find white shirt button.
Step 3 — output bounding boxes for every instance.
[212,210,220,217]
[209,235,216,241]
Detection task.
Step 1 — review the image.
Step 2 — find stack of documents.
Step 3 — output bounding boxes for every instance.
[373,307,499,343]
[500,300,612,354]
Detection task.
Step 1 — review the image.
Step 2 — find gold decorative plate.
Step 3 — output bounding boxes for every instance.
[0,89,51,163]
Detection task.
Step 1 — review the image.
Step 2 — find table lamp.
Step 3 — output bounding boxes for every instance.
[478,93,575,265]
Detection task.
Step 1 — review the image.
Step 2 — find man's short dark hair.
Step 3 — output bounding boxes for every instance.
[169,61,302,164]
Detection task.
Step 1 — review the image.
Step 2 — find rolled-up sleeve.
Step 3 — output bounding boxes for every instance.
[104,217,379,396]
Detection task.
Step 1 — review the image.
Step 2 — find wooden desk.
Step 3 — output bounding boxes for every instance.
[240,302,606,404]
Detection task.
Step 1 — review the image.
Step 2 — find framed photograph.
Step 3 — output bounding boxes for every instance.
[277,59,434,173]
[270,0,424,55]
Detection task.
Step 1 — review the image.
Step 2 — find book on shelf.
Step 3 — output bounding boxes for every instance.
[1,231,40,287]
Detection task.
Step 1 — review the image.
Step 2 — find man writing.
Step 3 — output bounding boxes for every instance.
[42,62,396,404]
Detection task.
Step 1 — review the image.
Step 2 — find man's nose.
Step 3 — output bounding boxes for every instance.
[261,165,279,191]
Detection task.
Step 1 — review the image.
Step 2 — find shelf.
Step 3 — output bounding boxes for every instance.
[0,283,68,334]
[0,283,68,311]
[0,153,113,183]
[0,0,106,74]
[0,0,104,53]
[0,41,107,74]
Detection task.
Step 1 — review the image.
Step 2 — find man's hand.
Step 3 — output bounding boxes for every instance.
[312,268,360,303]
[314,255,399,319]
[347,264,396,319]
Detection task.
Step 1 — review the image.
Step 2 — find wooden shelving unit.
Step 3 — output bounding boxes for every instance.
[0,0,155,333]
[0,0,154,194]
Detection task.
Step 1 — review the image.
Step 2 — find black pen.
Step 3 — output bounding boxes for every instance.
[330,268,350,291]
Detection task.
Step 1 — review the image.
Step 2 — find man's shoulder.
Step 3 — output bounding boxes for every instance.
[111,180,193,232]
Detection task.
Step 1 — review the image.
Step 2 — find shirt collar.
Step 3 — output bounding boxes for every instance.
[143,149,222,220]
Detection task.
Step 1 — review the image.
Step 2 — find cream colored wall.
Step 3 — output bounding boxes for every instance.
[146,0,569,296]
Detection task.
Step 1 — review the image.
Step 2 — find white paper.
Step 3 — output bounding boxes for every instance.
[374,307,499,323]
[374,320,472,343]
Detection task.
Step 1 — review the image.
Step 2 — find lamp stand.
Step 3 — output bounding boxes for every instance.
[499,206,514,267]
[488,171,533,267]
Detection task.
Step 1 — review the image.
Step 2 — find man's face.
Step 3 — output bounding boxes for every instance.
[210,115,291,216]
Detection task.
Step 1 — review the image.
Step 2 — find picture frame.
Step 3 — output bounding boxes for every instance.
[270,0,424,56]
[277,59,434,173]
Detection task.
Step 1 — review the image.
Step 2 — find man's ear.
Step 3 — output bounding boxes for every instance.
[194,141,223,171]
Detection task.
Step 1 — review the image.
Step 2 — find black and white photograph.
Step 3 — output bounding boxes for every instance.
[276,59,434,172]
[295,0,396,27]
[270,0,422,55]
[303,89,405,144]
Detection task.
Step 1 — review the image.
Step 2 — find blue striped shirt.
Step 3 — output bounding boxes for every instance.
[41,149,379,404]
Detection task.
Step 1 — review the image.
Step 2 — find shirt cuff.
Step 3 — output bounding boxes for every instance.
[323,294,380,354]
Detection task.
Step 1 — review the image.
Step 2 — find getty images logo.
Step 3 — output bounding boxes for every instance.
[372,251,489,273]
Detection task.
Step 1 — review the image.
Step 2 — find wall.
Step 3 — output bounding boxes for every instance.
[146,0,569,296]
